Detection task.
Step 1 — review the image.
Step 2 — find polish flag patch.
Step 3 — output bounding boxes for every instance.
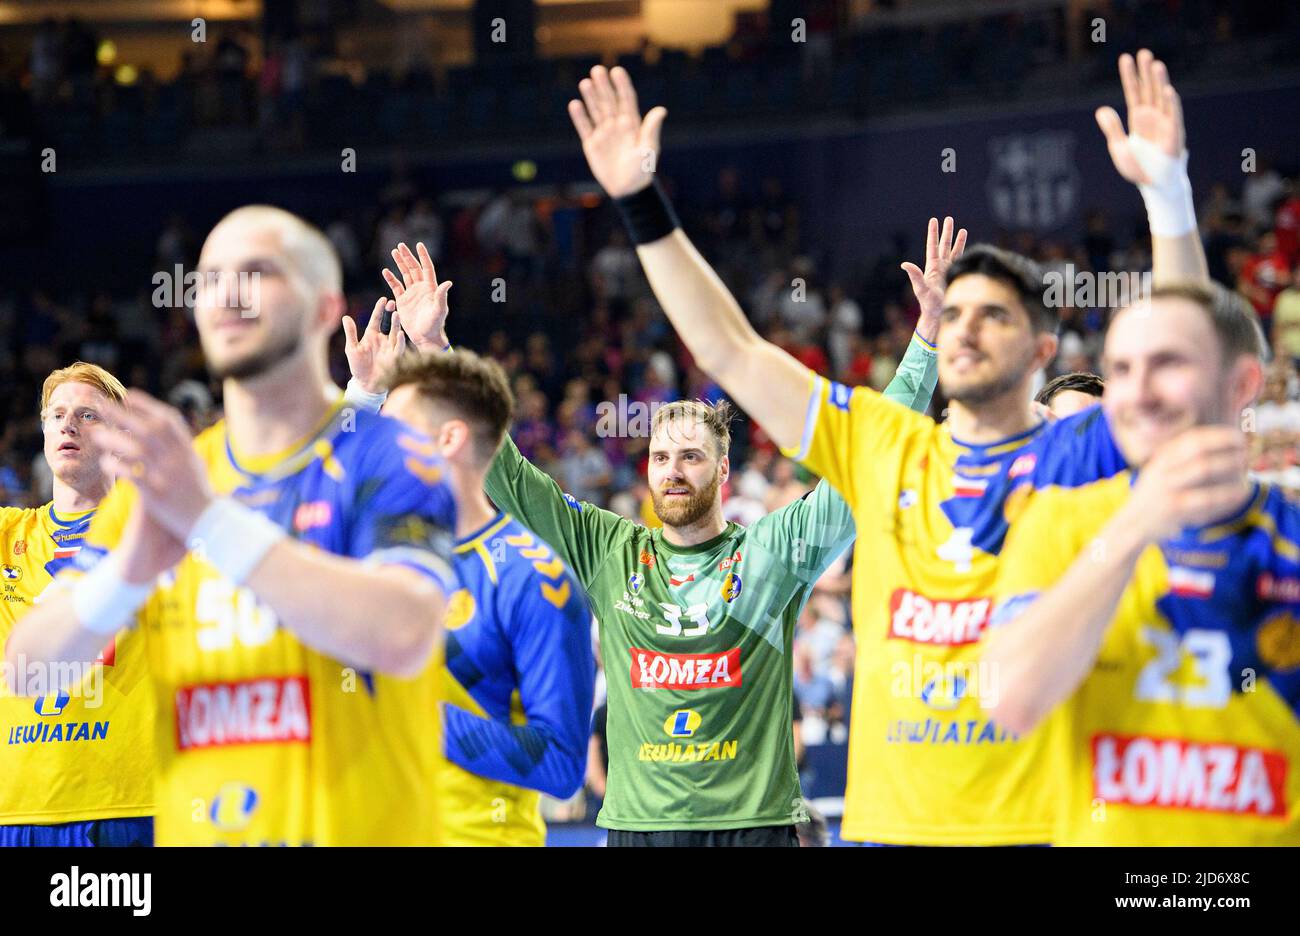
[1169,566,1215,599]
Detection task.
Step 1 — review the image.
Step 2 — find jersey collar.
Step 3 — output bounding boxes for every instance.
[653,522,736,557]
[946,419,1045,458]
[223,396,349,481]
[455,512,512,551]
[47,503,96,528]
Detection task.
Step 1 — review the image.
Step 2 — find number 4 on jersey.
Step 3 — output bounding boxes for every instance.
[937,527,975,573]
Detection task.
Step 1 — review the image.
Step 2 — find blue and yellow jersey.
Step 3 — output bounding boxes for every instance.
[782,375,1099,843]
[996,421,1300,845]
[71,400,457,846]
[434,513,594,846]
[0,504,154,824]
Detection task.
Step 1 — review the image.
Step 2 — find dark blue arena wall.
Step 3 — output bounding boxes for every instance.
[8,76,1298,297]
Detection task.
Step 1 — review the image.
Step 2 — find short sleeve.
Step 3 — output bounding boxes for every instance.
[781,371,928,509]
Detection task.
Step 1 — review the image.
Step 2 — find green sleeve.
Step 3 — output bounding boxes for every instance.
[746,480,857,583]
[880,330,939,415]
[483,434,630,586]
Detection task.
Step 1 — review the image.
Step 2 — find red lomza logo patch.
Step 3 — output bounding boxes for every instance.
[175,676,311,751]
[630,648,741,690]
[1092,733,1287,819]
[888,589,992,646]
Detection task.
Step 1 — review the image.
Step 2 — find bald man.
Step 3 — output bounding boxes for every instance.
[8,205,459,845]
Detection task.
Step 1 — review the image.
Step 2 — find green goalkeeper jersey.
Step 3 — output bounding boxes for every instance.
[484,334,937,830]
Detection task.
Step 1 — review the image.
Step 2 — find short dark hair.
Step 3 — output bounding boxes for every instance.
[1036,372,1105,406]
[944,244,1057,333]
[1142,281,1266,364]
[384,349,515,463]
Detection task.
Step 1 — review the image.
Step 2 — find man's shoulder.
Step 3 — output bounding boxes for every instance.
[1029,406,1126,490]
[335,409,445,480]
[494,518,588,610]
[0,504,42,531]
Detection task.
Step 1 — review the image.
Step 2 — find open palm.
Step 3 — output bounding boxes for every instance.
[900,216,968,331]
[568,65,668,199]
[1096,49,1185,185]
[381,241,451,352]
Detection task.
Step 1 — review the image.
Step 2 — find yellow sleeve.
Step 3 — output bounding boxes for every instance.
[779,371,927,509]
[64,481,138,580]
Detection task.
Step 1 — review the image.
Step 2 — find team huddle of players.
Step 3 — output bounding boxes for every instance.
[0,47,1295,847]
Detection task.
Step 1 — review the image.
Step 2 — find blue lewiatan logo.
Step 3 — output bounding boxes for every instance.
[562,493,583,512]
[210,783,260,832]
[34,693,71,717]
[920,674,967,711]
[829,382,852,412]
[8,722,108,745]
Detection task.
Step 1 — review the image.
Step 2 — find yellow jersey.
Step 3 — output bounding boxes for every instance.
[784,374,1056,844]
[71,402,458,845]
[996,466,1300,845]
[0,503,155,825]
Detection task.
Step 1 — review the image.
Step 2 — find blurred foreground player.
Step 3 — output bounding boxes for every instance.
[6,206,458,845]
[988,284,1298,844]
[0,363,154,847]
[567,49,1200,843]
[379,240,940,845]
[379,350,594,845]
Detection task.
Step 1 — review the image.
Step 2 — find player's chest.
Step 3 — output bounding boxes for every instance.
[1095,547,1297,711]
[597,541,778,653]
[883,449,1030,578]
[440,586,516,716]
[146,563,306,684]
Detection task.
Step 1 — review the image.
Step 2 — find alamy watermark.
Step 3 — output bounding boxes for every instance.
[151,265,260,314]
[1042,264,1151,310]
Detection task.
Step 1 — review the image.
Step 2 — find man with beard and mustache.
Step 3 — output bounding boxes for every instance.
[370,230,950,843]
[7,205,459,845]
[562,49,1208,844]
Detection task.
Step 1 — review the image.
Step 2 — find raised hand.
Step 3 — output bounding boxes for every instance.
[900,216,968,340]
[344,296,407,393]
[93,390,216,541]
[1095,49,1185,185]
[381,241,451,353]
[568,65,668,199]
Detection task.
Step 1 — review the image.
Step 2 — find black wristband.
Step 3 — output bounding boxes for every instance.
[614,179,681,246]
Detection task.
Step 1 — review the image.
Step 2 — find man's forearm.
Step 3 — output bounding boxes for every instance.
[246,540,447,677]
[442,704,586,799]
[4,590,116,693]
[636,231,812,449]
[1152,231,1209,287]
[984,508,1150,734]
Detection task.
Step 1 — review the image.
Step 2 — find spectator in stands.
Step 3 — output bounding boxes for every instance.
[1274,259,1300,367]
[555,429,613,507]
[1239,231,1293,328]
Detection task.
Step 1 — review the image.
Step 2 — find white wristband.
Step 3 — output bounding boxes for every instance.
[344,377,387,414]
[188,498,287,585]
[1130,136,1196,237]
[71,555,152,635]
